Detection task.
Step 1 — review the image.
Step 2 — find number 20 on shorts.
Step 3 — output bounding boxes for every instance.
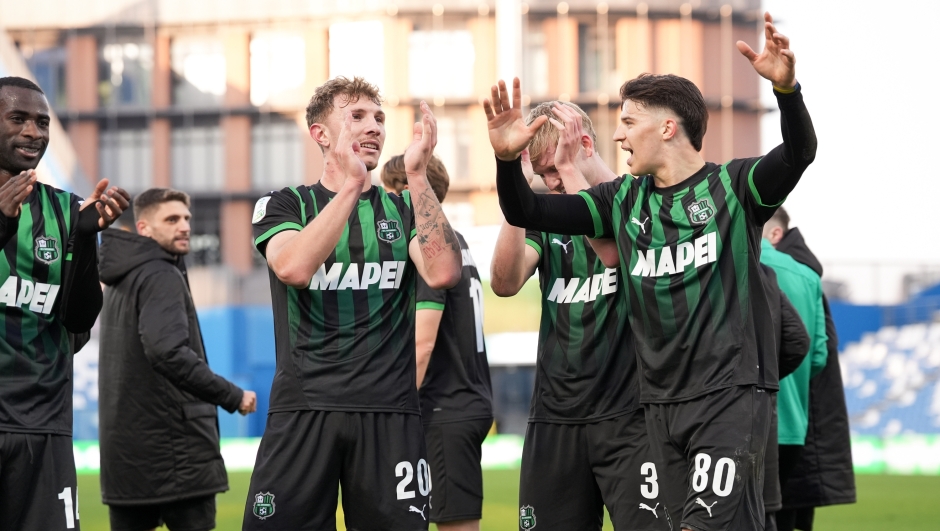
[396,459,432,499]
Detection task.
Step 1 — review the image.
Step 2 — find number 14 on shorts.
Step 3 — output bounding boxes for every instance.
[58,487,79,529]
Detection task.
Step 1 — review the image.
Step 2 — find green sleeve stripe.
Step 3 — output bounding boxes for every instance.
[524,237,543,257]
[411,228,417,239]
[254,222,304,246]
[576,191,605,238]
[66,253,73,261]
[416,301,445,311]
[746,158,786,208]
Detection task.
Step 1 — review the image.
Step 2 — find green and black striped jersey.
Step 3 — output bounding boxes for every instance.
[524,230,638,422]
[0,183,80,434]
[416,231,493,424]
[252,183,420,414]
[580,160,780,403]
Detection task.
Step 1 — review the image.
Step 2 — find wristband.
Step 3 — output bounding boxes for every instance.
[773,82,799,94]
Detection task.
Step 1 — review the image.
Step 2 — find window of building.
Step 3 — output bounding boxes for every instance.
[579,22,615,94]
[99,41,154,108]
[523,26,549,97]
[188,197,222,266]
[250,32,306,107]
[99,127,152,193]
[408,30,474,99]
[26,47,67,109]
[251,115,304,191]
[171,36,226,107]
[329,21,384,90]
[171,124,224,192]
[431,108,471,184]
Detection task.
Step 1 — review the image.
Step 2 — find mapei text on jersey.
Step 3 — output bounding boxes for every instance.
[309,261,407,291]
[630,231,718,278]
[0,276,60,314]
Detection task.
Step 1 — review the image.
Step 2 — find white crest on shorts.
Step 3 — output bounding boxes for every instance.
[639,502,659,518]
[252,196,272,224]
[409,504,427,520]
[695,497,717,517]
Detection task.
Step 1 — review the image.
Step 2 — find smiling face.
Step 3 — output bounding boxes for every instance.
[136,200,192,255]
[0,86,50,177]
[323,95,387,171]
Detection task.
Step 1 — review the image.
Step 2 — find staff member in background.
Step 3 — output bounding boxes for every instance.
[764,207,856,531]
[760,209,829,531]
[382,154,494,531]
[98,188,257,531]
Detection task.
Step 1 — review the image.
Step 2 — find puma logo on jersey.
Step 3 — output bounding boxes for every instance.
[631,232,718,278]
[631,216,650,234]
[309,261,406,291]
[409,504,427,520]
[0,277,61,315]
[551,238,572,254]
[639,503,659,518]
[695,498,717,517]
[546,269,618,304]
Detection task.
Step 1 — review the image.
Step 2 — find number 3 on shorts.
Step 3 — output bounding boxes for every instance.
[640,462,659,499]
[395,460,432,500]
[692,453,736,497]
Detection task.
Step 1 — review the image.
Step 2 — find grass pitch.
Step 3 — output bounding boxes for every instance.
[77,471,940,530]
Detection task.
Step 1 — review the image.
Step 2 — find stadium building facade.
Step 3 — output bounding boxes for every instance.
[2,0,766,438]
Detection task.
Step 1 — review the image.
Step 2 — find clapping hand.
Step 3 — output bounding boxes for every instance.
[80,178,131,230]
[0,170,38,218]
[403,101,438,180]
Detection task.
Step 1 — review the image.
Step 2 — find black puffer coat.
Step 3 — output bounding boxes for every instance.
[97,229,243,505]
[776,228,857,508]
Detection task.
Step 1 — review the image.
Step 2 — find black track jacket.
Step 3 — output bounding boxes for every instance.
[97,229,243,505]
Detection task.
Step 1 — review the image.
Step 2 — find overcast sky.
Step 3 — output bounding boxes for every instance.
[759,0,940,268]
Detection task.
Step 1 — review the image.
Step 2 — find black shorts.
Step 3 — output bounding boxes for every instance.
[423,418,491,523]
[519,409,670,531]
[109,495,216,531]
[645,385,772,531]
[0,432,79,531]
[243,410,430,531]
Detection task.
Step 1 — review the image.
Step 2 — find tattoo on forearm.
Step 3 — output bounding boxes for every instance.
[415,186,460,262]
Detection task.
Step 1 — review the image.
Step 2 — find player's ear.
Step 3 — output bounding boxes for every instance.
[581,134,595,158]
[662,118,679,142]
[310,123,330,150]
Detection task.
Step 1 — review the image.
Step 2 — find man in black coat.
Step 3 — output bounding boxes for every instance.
[98,188,257,531]
[763,207,856,531]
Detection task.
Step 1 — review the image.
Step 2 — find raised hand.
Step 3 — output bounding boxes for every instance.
[736,12,796,89]
[404,101,438,179]
[483,78,548,161]
[0,170,38,218]
[549,102,587,170]
[335,111,370,187]
[80,178,131,230]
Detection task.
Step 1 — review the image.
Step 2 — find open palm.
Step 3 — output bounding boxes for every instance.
[736,12,796,89]
[483,78,548,162]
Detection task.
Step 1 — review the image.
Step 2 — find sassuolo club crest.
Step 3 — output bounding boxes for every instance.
[377,219,402,243]
[252,492,275,520]
[34,236,59,264]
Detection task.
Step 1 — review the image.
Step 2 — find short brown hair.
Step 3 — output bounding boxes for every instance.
[381,155,450,203]
[526,101,597,164]
[619,73,708,151]
[767,205,790,232]
[133,188,191,221]
[305,76,383,129]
